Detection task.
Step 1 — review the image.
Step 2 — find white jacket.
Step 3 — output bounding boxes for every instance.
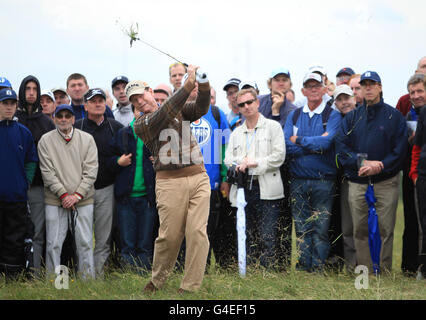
[224,114,285,207]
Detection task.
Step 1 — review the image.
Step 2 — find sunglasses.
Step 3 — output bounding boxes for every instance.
[237,99,256,108]
[55,113,73,119]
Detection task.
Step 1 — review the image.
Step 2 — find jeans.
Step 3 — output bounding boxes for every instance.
[290,178,335,271]
[116,196,157,272]
[244,182,281,269]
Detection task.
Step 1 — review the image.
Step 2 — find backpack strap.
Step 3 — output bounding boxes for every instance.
[292,107,302,126]
[322,99,334,131]
[211,105,221,129]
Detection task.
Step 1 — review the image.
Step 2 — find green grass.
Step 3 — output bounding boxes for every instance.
[1,188,425,300]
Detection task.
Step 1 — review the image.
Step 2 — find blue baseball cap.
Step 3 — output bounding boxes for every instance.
[336,67,355,77]
[111,75,129,88]
[270,67,291,79]
[360,71,381,84]
[54,104,75,116]
[0,88,17,102]
[0,77,12,89]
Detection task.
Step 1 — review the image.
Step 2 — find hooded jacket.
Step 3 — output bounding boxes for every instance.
[15,75,56,187]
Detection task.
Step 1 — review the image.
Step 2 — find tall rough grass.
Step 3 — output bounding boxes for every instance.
[1,194,424,300]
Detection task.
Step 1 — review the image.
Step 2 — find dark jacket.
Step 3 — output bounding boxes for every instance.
[15,75,55,187]
[0,120,38,202]
[75,117,124,190]
[107,126,156,206]
[414,106,426,179]
[335,98,407,184]
[258,94,297,128]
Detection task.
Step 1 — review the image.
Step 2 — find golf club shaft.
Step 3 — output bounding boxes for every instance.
[136,38,206,79]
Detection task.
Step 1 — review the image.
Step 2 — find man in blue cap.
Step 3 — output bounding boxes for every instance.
[335,71,407,274]
[38,104,98,279]
[0,88,38,279]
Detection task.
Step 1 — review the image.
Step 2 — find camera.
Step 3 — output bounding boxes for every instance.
[226,164,247,187]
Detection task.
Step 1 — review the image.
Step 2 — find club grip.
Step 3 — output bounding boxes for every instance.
[196,71,207,79]
[182,63,207,79]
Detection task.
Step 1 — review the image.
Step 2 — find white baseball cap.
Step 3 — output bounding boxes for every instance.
[303,72,323,85]
[41,90,56,102]
[333,85,354,100]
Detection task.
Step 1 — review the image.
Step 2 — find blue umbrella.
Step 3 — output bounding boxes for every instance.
[365,182,381,275]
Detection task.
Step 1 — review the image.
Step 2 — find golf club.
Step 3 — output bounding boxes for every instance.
[118,21,206,79]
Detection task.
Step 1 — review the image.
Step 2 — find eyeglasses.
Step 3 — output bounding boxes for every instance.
[237,99,256,108]
[304,83,323,90]
[337,75,351,82]
[55,113,73,119]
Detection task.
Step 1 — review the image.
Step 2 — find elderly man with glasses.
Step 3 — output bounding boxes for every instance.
[284,72,342,273]
[38,104,98,279]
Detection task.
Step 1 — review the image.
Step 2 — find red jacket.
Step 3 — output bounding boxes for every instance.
[396,94,411,116]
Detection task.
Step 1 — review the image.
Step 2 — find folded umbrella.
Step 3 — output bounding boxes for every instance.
[365,182,381,275]
[236,187,247,277]
[68,207,79,271]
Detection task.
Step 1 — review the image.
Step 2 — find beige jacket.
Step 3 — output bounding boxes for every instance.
[38,128,98,207]
[224,114,285,207]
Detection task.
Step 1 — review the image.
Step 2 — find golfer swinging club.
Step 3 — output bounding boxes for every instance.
[130,65,211,293]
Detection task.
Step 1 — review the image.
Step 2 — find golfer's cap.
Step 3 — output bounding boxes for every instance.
[111,75,129,88]
[51,87,67,95]
[308,64,327,76]
[223,78,241,91]
[0,76,12,89]
[333,85,354,100]
[303,72,323,85]
[54,104,74,116]
[125,80,147,99]
[84,88,106,102]
[269,68,291,79]
[360,71,381,84]
[41,90,56,102]
[336,67,355,77]
[239,80,259,91]
[0,88,17,102]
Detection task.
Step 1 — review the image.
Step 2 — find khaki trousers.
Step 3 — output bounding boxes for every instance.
[348,175,399,274]
[152,172,210,291]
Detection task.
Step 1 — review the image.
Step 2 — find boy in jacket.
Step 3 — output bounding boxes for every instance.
[0,88,38,278]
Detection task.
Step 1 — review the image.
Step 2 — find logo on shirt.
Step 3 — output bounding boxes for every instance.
[190,118,212,147]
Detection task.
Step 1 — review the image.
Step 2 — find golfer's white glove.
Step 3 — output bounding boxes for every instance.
[196,69,208,83]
